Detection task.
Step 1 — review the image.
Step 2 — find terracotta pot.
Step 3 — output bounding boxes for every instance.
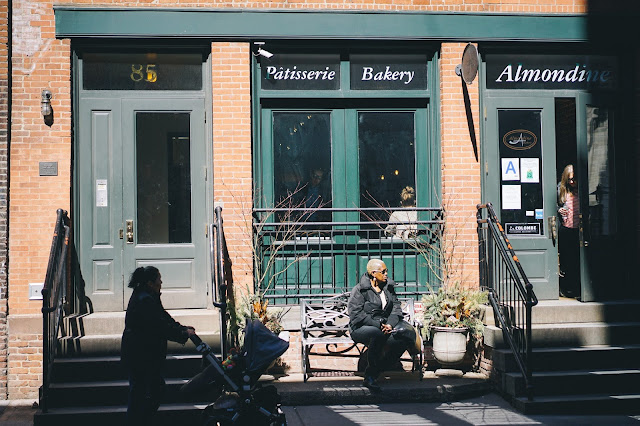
[431,326,468,366]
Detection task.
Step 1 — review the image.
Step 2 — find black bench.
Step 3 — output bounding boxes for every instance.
[300,292,424,382]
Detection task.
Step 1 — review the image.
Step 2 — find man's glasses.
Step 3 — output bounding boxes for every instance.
[373,269,388,275]
[312,174,323,180]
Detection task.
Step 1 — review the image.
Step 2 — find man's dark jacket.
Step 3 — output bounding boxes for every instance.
[348,274,404,331]
[121,286,189,369]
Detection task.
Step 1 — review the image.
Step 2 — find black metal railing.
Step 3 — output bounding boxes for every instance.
[477,202,538,400]
[253,207,444,304]
[41,209,71,413]
[211,205,231,359]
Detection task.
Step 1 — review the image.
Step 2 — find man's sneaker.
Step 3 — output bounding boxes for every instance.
[363,376,381,392]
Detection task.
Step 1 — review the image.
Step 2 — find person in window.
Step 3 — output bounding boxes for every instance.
[121,266,196,425]
[386,186,417,239]
[300,167,331,223]
[557,164,580,298]
[348,259,419,392]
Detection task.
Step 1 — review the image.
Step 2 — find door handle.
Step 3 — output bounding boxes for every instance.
[548,216,557,246]
[579,214,588,247]
[126,220,134,244]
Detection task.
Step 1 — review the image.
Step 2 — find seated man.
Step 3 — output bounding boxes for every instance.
[347,259,419,392]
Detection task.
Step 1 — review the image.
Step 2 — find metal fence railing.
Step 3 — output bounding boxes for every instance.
[41,209,71,413]
[253,207,444,305]
[477,202,538,400]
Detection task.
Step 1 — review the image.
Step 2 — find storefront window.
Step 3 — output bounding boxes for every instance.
[587,105,615,236]
[272,112,332,220]
[358,111,416,216]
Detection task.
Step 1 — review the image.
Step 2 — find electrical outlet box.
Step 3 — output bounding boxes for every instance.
[29,283,44,300]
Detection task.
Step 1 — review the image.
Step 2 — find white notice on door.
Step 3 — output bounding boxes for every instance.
[501,158,520,181]
[96,179,108,207]
[520,158,539,183]
[502,185,521,210]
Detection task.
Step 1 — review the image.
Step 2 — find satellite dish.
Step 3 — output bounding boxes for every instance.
[455,43,479,85]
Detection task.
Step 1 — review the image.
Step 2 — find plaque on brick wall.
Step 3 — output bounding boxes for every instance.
[39,162,58,176]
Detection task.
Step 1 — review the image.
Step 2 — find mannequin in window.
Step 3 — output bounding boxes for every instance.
[557,164,580,299]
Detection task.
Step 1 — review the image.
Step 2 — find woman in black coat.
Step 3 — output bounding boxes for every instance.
[121,266,195,425]
[348,259,418,392]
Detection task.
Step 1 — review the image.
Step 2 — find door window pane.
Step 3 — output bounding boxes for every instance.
[273,112,332,221]
[587,105,615,236]
[136,112,192,244]
[358,112,416,218]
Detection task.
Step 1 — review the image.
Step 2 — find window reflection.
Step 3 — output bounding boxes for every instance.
[136,112,192,244]
[273,112,332,221]
[358,112,416,220]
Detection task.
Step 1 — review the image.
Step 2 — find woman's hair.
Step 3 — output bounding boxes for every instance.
[400,186,416,207]
[558,164,577,205]
[128,266,160,289]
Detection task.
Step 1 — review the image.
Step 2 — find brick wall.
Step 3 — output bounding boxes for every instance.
[440,43,482,288]
[0,0,9,401]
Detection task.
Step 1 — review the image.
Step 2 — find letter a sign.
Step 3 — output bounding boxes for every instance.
[501,158,520,181]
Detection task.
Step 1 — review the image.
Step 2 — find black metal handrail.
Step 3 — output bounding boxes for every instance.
[211,206,230,359]
[477,202,538,401]
[253,207,444,304]
[41,209,71,413]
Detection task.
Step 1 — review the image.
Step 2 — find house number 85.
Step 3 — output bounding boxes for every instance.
[130,64,158,83]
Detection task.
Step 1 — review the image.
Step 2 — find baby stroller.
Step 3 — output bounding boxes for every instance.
[182,319,289,425]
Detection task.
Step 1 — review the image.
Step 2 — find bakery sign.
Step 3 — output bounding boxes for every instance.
[486,54,617,90]
[261,54,427,91]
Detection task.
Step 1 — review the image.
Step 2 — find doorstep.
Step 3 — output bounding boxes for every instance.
[267,370,493,406]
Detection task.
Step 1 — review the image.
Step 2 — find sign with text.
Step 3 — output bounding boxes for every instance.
[486,55,617,90]
[506,223,541,235]
[261,54,340,90]
[350,55,427,90]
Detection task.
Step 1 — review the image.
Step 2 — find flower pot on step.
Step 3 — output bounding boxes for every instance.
[431,326,468,366]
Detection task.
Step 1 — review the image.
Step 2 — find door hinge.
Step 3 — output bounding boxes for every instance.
[205,225,209,238]
[483,105,487,121]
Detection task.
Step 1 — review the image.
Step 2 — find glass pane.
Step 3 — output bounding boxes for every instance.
[358,112,416,220]
[83,53,203,91]
[272,112,332,221]
[136,112,192,244]
[498,109,544,236]
[586,105,615,236]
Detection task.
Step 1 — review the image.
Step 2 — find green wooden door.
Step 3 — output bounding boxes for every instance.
[484,96,559,300]
[78,97,208,311]
[575,93,618,301]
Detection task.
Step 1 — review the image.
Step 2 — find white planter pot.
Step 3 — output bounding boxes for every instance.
[431,326,468,366]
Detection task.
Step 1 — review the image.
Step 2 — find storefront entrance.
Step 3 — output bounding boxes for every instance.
[482,54,620,301]
[75,51,210,312]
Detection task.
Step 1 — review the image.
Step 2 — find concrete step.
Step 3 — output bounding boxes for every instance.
[47,378,219,409]
[483,321,640,349]
[34,403,207,426]
[58,332,221,357]
[491,344,640,373]
[512,393,640,415]
[505,368,640,397]
[64,309,221,336]
[51,354,207,383]
[485,300,640,326]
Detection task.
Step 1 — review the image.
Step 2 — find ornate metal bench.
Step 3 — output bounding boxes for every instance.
[300,292,423,382]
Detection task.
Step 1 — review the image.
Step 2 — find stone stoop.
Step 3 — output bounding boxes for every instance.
[483,299,640,414]
[34,309,222,426]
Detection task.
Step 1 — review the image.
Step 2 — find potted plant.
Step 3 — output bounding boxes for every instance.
[422,284,488,367]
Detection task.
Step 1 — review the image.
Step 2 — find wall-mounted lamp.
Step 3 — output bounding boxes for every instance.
[41,90,52,117]
[253,42,274,59]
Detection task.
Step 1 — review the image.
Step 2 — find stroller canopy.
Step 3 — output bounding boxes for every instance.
[244,319,289,376]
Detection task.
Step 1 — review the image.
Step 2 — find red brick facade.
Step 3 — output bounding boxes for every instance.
[10,0,639,401]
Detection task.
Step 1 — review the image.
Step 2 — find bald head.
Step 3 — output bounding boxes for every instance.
[366,259,386,277]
